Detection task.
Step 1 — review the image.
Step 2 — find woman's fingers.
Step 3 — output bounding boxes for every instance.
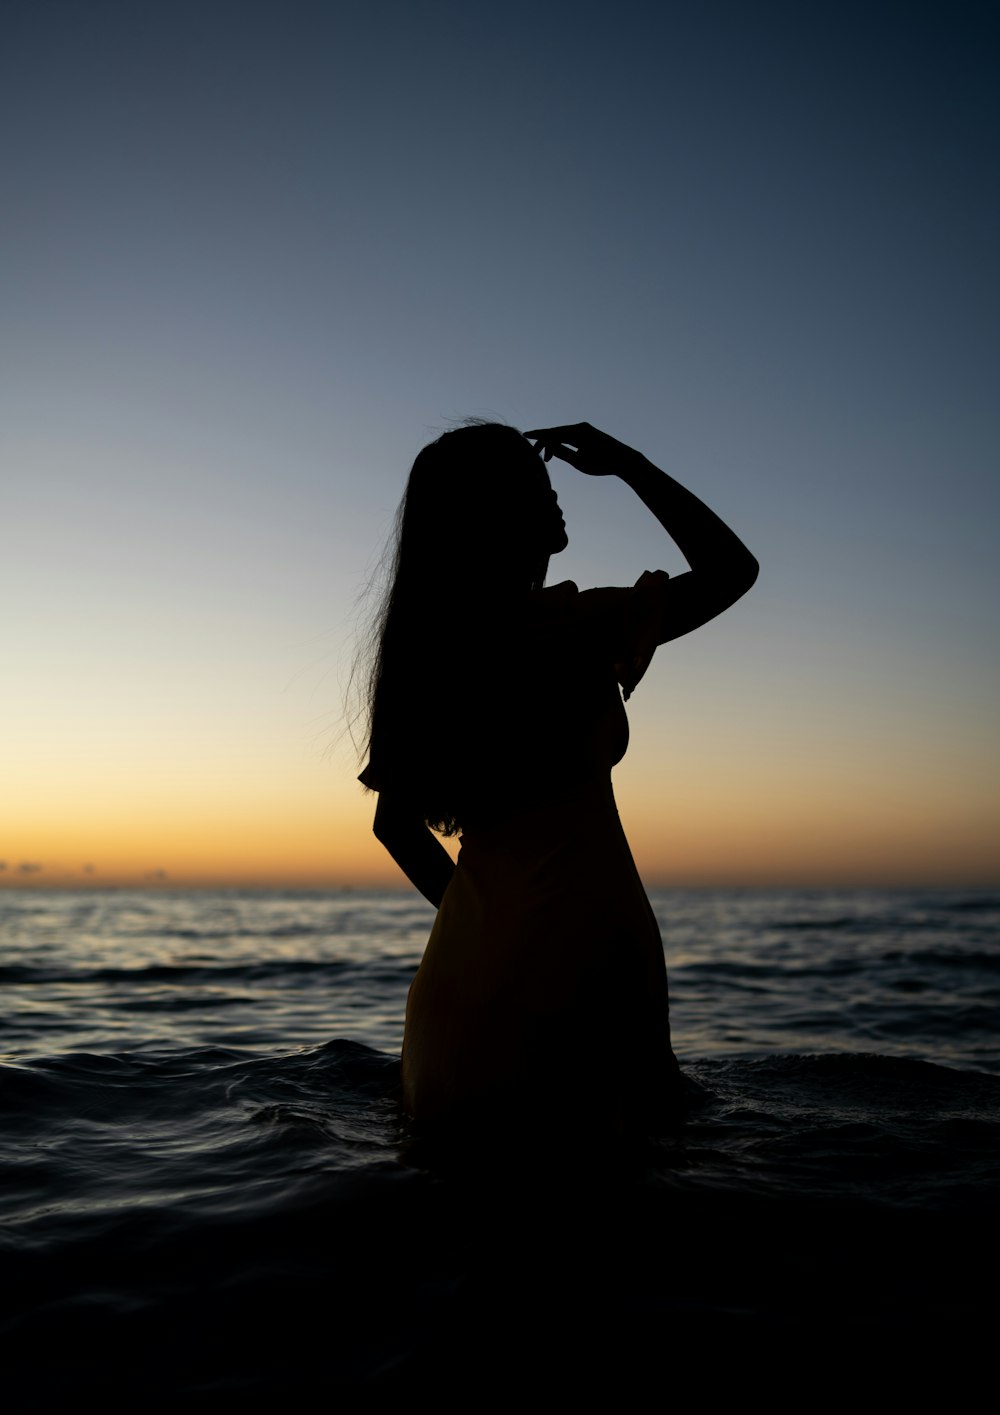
[525,432,558,462]
[524,423,590,449]
[549,444,585,470]
[524,428,565,462]
[524,422,591,438]
[525,425,595,471]
[526,423,647,478]
[525,423,631,475]
[527,438,584,470]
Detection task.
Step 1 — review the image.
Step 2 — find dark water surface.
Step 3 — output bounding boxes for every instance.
[2,888,998,1406]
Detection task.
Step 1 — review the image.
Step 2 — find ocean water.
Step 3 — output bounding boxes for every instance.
[2,887,999,1406]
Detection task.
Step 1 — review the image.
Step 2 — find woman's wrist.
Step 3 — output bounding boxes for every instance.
[617,453,663,490]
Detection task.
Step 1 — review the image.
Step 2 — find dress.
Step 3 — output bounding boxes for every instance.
[394,578,682,1137]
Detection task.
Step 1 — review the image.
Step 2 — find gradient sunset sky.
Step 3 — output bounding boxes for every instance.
[4,0,998,889]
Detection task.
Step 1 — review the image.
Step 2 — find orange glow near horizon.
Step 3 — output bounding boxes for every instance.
[4,663,998,891]
[4,765,997,891]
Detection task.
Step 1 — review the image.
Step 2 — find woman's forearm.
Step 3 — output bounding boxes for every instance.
[618,456,758,592]
[373,795,455,909]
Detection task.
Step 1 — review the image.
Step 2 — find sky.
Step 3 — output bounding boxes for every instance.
[3,0,998,889]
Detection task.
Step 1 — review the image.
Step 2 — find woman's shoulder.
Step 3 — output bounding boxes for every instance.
[527,580,580,631]
[535,579,632,615]
[538,579,580,604]
[535,576,660,625]
[535,573,670,700]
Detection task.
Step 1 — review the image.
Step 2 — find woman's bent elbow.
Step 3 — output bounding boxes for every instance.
[729,553,759,599]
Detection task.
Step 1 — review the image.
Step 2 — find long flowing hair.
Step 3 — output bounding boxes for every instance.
[357,422,553,834]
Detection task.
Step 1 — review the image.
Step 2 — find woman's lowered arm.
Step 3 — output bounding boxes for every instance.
[372,793,455,910]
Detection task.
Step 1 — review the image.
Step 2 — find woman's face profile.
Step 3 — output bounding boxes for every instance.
[522,440,568,556]
[543,484,569,554]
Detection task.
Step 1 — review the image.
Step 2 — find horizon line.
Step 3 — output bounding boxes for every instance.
[1,879,997,894]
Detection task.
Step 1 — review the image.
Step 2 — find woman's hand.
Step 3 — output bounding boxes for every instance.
[524,423,645,478]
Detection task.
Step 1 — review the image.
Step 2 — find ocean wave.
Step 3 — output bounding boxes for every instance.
[880,946,1000,972]
[0,959,359,986]
[3,1041,997,1405]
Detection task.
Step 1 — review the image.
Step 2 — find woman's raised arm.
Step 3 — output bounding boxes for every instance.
[526,422,758,644]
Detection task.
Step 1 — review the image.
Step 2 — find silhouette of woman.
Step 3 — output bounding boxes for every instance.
[359,422,757,1138]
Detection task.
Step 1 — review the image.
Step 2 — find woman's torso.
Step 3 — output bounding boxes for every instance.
[402,586,679,1131]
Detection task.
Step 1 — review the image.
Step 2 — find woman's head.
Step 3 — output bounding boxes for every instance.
[397,423,567,591]
[356,421,567,833]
